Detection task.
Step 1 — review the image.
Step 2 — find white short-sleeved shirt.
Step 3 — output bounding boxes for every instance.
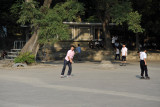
[112,37,116,43]
[140,52,147,60]
[116,48,120,54]
[121,47,127,56]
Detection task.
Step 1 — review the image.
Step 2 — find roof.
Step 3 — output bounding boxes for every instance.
[63,22,116,26]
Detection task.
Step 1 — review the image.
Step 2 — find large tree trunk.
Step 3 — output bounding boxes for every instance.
[102,19,112,50]
[21,0,52,58]
[25,0,32,2]
[43,0,52,8]
[21,29,39,56]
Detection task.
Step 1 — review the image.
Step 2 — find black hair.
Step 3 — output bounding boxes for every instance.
[70,45,75,48]
[141,48,147,51]
[78,44,80,46]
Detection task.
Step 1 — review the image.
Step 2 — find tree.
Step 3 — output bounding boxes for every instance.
[127,11,144,49]
[80,0,144,50]
[131,0,160,48]
[11,0,84,57]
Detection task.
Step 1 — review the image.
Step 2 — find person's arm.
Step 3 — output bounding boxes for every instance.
[125,48,127,56]
[68,56,72,63]
[144,53,147,65]
[121,50,122,56]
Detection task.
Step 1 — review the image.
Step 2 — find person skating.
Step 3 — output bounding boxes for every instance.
[61,45,75,78]
[139,49,150,79]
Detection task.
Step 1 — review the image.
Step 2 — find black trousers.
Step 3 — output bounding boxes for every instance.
[115,54,120,60]
[140,60,148,77]
[61,60,72,75]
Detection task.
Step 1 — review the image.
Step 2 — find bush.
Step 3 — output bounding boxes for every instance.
[14,52,35,64]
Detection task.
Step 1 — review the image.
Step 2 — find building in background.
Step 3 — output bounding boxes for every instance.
[63,22,115,41]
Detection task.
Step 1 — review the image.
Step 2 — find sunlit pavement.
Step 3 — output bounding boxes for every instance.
[0,61,160,107]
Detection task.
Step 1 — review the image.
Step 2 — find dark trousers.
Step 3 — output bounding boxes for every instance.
[115,54,120,60]
[140,60,148,77]
[61,60,72,75]
[112,43,115,48]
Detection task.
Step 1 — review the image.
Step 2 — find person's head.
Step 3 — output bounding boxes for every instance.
[70,45,75,51]
[122,44,125,48]
[141,48,147,52]
[144,50,147,53]
[78,44,80,47]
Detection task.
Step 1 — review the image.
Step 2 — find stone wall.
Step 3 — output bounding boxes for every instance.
[127,51,160,61]
[37,42,160,61]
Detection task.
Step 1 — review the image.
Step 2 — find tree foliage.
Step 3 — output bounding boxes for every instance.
[81,0,144,34]
[110,1,132,25]
[11,0,85,44]
[127,11,144,33]
[131,0,160,36]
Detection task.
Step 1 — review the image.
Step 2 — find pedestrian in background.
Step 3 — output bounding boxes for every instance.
[76,44,81,61]
[112,35,117,48]
[115,47,120,60]
[120,44,127,66]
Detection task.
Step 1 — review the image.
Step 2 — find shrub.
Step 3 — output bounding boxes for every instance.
[14,52,35,64]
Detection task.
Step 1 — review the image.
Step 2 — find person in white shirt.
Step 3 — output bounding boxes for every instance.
[120,44,127,66]
[112,36,116,48]
[139,49,150,79]
[115,47,120,60]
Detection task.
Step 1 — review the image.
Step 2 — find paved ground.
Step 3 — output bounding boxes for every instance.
[0,60,160,107]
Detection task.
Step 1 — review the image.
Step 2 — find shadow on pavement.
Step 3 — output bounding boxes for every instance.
[136,75,141,79]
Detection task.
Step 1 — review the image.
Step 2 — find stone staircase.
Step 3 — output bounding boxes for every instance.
[6,40,25,60]
[6,49,21,60]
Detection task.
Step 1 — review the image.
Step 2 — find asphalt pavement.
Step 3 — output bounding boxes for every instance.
[0,61,160,107]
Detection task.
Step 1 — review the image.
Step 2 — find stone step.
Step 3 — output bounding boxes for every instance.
[5,49,21,60]
[7,55,17,58]
[11,49,21,52]
[5,59,14,61]
[8,52,19,55]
